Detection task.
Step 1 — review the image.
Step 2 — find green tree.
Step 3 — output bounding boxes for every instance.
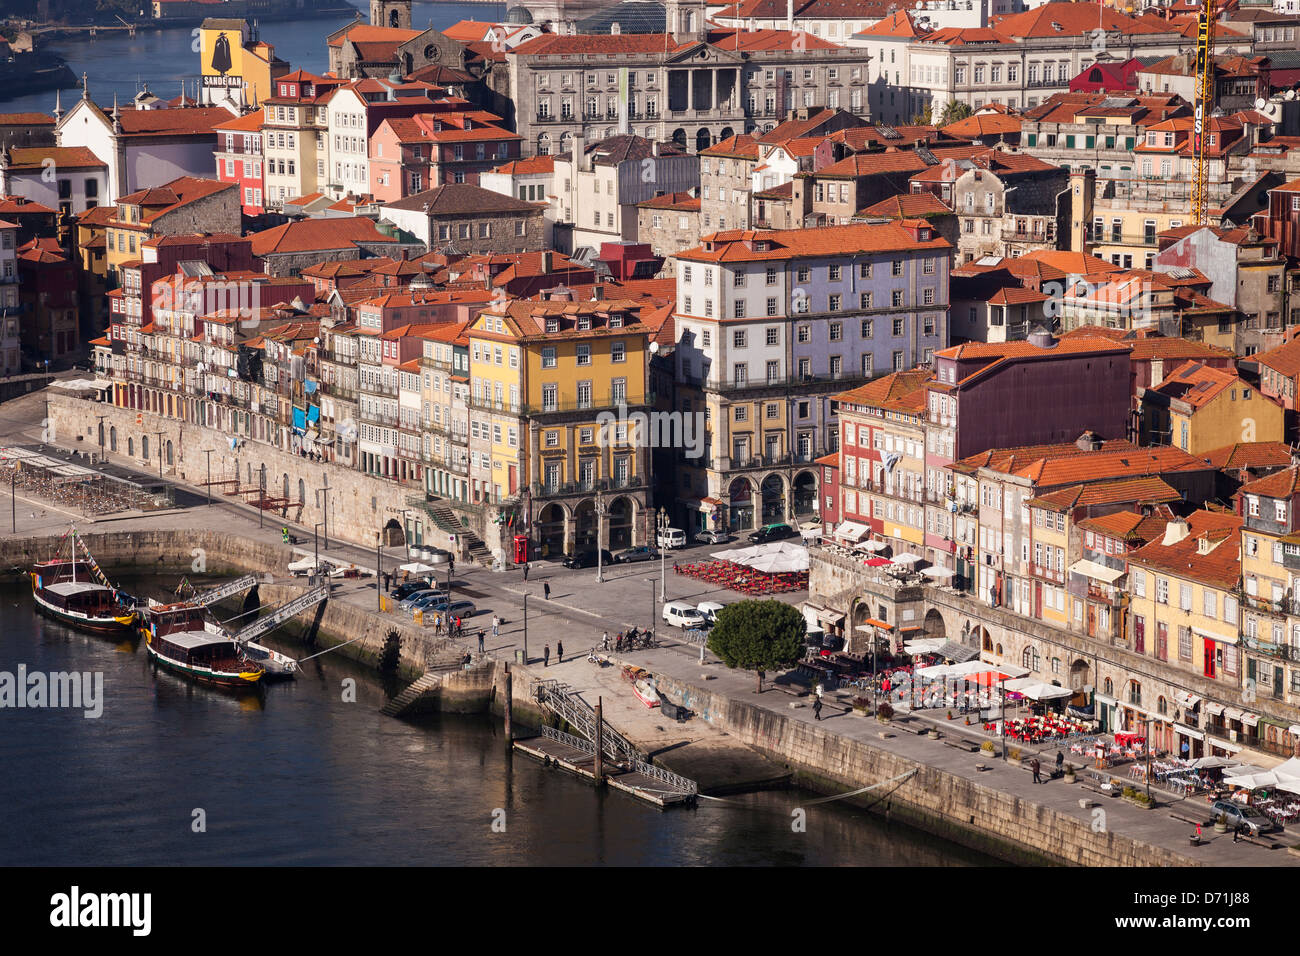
[939,101,973,126]
[707,599,806,693]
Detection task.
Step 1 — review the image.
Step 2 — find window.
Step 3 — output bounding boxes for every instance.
[541,347,556,368]
[576,344,591,365]
[860,318,873,337]
[611,341,625,363]
[733,330,747,348]
[1155,577,1168,604]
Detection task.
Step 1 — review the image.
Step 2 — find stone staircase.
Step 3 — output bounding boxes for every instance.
[380,651,467,717]
[426,501,494,566]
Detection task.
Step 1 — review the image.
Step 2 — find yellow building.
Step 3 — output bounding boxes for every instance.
[1139,360,1284,454]
[104,177,240,277]
[199,18,289,109]
[467,297,653,556]
[260,70,339,212]
[1124,509,1243,754]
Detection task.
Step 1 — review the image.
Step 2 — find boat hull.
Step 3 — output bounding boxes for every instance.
[33,589,137,637]
[145,638,263,690]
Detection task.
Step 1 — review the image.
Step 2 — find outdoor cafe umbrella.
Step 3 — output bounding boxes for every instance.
[1003,680,1074,701]
[864,557,892,567]
[892,553,923,565]
[1190,756,1237,770]
[920,566,955,580]
[398,562,438,574]
[858,540,888,552]
[1223,770,1280,790]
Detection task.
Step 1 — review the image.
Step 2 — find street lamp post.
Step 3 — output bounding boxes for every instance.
[153,430,164,480]
[657,507,669,600]
[1000,675,1008,761]
[595,488,606,584]
[96,414,107,463]
[203,448,213,507]
[258,464,266,530]
[313,522,323,573]
[523,591,529,664]
[376,532,383,611]
[649,579,656,636]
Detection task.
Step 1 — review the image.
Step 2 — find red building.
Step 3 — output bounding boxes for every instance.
[1069,58,1146,93]
[370,111,521,198]
[213,111,266,216]
[16,237,79,363]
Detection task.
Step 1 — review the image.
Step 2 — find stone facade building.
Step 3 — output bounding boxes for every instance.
[380,183,546,254]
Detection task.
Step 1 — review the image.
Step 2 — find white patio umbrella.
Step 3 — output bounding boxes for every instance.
[744,549,809,574]
[398,562,437,574]
[892,552,924,564]
[1006,681,1074,701]
[1190,756,1237,770]
[921,566,955,579]
[858,540,888,552]
[1224,770,1280,790]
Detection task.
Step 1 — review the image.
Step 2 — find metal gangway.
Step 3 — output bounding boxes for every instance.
[191,574,259,608]
[233,583,329,644]
[533,679,644,765]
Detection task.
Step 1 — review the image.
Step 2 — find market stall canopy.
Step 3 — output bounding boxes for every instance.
[1004,679,1074,700]
[904,638,946,655]
[833,520,869,543]
[398,562,437,574]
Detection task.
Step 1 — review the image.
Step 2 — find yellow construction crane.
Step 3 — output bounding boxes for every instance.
[1191,0,1217,225]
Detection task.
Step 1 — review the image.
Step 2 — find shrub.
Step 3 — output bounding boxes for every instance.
[852,696,871,711]
[981,740,996,754]
[1122,786,1136,799]
[1008,746,1022,762]
[876,702,895,720]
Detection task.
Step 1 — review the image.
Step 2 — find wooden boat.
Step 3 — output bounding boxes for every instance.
[141,601,263,689]
[31,555,137,637]
[142,596,299,680]
[633,677,660,708]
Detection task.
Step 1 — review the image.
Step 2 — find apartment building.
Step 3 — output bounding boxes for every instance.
[370,111,522,199]
[671,219,951,535]
[261,70,342,211]
[103,177,241,278]
[1138,361,1285,454]
[212,110,265,216]
[465,297,653,555]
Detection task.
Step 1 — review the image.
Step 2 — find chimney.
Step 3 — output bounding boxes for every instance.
[1161,518,1191,547]
[787,0,794,30]
[541,250,553,273]
[1074,430,1102,452]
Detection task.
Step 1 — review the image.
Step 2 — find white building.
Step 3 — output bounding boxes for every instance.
[0,145,108,218]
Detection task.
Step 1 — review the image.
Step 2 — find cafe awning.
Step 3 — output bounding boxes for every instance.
[1068,559,1125,584]
[1241,712,1261,727]
[904,638,946,655]
[1204,702,1226,717]
[1175,691,1202,710]
[858,540,888,552]
[833,520,870,543]
[1174,723,1204,741]
[1224,707,1245,722]
[935,640,980,663]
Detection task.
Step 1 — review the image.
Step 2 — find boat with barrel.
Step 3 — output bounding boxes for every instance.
[31,530,137,636]
[141,601,264,689]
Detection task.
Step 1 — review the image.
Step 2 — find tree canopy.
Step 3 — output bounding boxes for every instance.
[707,599,806,691]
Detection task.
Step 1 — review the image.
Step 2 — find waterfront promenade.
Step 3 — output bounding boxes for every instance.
[4,388,1299,865]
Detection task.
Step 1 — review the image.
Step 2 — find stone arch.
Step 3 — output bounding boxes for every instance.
[165,440,173,466]
[728,476,756,531]
[695,127,712,152]
[537,132,551,156]
[127,437,134,457]
[108,426,116,452]
[1069,658,1090,690]
[559,131,574,154]
[793,469,817,517]
[923,608,945,641]
[574,498,596,551]
[383,517,404,547]
[298,478,306,504]
[982,631,993,652]
[608,495,634,549]
[995,642,1003,656]
[719,126,735,141]
[760,472,786,525]
[537,502,567,554]
[1021,645,1040,672]
[672,128,687,150]
[141,435,150,459]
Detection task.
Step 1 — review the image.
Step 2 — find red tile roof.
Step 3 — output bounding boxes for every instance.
[834,369,933,413]
[1126,510,1242,589]
[1203,442,1294,472]
[249,217,401,256]
[5,147,105,170]
[677,221,950,263]
[858,192,953,219]
[1253,336,1300,379]
[1238,466,1300,499]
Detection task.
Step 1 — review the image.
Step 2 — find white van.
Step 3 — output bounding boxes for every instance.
[662,600,706,628]
[657,527,687,549]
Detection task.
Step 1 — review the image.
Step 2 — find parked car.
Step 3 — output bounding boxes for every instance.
[696,601,727,624]
[662,601,707,628]
[426,599,477,619]
[749,523,797,544]
[405,591,449,611]
[656,527,687,549]
[562,549,614,570]
[695,529,733,545]
[392,580,434,601]
[614,545,658,563]
[1211,801,1278,836]
[398,589,442,610]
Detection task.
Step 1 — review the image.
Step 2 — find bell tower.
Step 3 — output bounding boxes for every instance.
[370,0,411,29]
[665,0,708,41]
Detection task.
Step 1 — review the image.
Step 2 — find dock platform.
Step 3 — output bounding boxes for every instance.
[513,727,696,808]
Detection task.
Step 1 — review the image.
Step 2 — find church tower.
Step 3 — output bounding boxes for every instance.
[665,0,708,41]
[370,0,411,29]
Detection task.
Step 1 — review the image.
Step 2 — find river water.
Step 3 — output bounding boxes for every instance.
[0,579,995,866]
[2,2,510,114]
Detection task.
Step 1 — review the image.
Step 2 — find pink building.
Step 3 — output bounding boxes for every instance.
[370,112,521,200]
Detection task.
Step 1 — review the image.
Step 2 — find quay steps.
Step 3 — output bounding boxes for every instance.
[426,501,493,567]
[380,653,471,717]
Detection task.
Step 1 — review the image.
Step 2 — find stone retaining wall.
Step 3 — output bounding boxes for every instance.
[652,672,1199,867]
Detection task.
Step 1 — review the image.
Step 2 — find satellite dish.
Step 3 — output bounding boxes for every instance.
[1288,89,1298,101]
[649,341,660,354]
[1255,97,1268,111]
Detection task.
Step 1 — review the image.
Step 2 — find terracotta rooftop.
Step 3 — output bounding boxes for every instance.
[1238,466,1300,500]
[1202,442,1294,472]
[834,369,933,414]
[249,217,401,256]
[1253,336,1300,379]
[5,147,105,170]
[858,192,952,219]
[677,221,950,263]
[1125,510,1243,590]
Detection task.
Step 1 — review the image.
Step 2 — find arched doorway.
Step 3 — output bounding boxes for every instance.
[383,517,404,547]
[573,499,596,552]
[760,473,786,525]
[108,426,116,452]
[793,470,817,517]
[537,503,566,555]
[608,496,633,549]
[695,127,712,152]
[728,477,754,531]
[672,128,687,150]
[165,440,173,466]
[141,435,150,459]
[1069,658,1090,692]
[127,437,134,457]
[923,608,945,641]
[559,131,574,154]
[719,126,734,141]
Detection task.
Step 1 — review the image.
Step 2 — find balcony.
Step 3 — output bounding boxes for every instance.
[521,392,648,416]
[530,474,644,498]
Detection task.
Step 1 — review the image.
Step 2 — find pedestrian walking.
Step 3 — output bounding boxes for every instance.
[523,563,529,581]
[543,644,550,667]
[477,629,485,653]
[382,571,391,592]
[1233,824,1242,843]
[813,697,823,721]
[556,641,564,663]
[1055,751,1064,775]
[543,581,551,600]
[402,570,410,584]
[1031,757,1042,784]
[602,630,609,651]
[434,613,442,636]
[454,615,462,637]
[492,615,500,638]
